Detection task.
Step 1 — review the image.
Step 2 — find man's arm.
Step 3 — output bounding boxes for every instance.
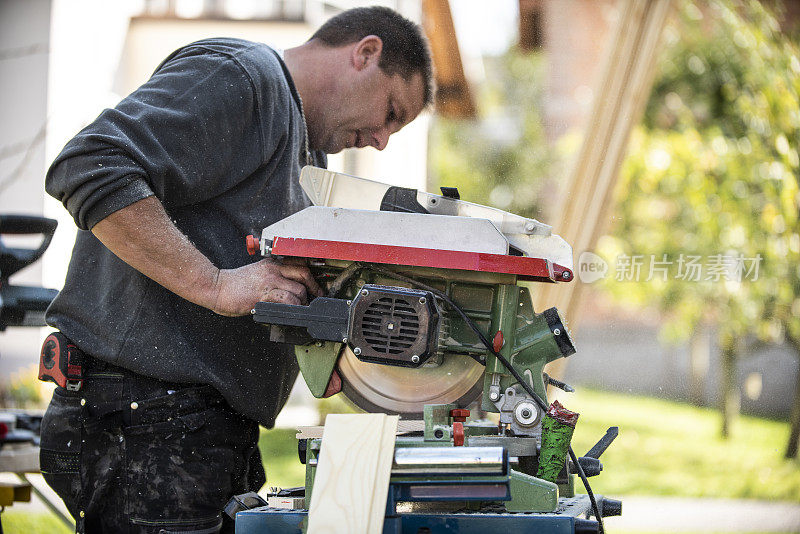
[92,196,323,316]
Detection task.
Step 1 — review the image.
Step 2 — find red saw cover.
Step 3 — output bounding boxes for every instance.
[269,237,573,283]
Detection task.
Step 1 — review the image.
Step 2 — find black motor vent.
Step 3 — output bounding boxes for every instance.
[348,284,440,367]
[362,295,421,354]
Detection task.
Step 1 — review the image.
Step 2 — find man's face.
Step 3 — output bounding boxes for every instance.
[312,45,426,154]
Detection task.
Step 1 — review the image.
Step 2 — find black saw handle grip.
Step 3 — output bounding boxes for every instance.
[585,426,619,459]
[0,214,58,279]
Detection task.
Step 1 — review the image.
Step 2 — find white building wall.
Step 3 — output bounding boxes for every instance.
[0,0,52,378]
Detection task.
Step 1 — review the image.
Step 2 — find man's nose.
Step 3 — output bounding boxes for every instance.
[371,128,390,151]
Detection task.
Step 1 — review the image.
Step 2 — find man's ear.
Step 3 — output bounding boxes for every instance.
[352,35,383,71]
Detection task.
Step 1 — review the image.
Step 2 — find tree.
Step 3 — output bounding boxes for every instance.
[600,0,800,447]
[429,50,555,220]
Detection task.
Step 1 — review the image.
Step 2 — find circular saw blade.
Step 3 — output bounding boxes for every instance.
[338,347,484,417]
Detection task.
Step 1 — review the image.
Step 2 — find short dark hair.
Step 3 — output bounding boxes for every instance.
[310,6,435,107]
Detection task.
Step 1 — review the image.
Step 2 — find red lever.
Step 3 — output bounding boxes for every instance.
[453,421,465,446]
[246,235,260,256]
[450,408,470,423]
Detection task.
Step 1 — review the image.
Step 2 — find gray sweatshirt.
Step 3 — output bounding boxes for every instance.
[45,38,326,427]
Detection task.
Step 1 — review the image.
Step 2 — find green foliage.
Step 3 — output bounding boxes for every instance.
[0,364,44,409]
[429,50,555,219]
[600,0,800,346]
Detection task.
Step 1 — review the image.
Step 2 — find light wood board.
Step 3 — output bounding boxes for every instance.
[307,413,399,534]
[536,0,675,383]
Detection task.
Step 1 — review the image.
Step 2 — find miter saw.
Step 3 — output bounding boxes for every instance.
[233,167,621,534]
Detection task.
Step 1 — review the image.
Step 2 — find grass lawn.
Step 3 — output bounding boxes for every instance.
[565,388,799,502]
[1,510,72,534]
[259,388,800,502]
[260,427,307,489]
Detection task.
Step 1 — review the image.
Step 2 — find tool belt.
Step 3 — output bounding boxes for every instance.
[39,332,226,434]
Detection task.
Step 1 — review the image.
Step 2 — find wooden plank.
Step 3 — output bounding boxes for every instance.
[534,0,675,383]
[307,414,399,534]
[0,483,14,507]
[518,0,544,51]
[367,415,399,533]
[422,0,477,119]
[0,443,41,473]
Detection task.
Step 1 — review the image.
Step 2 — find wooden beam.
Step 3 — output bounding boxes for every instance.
[422,0,477,119]
[0,481,31,507]
[519,0,544,51]
[533,0,675,379]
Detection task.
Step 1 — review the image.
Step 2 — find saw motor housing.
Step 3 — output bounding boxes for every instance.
[348,284,441,367]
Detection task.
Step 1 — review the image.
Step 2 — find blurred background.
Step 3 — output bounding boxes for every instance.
[1,0,799,532]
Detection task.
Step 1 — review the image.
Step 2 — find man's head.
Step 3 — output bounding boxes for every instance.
[291,6,434,154]
[310,7,434,107]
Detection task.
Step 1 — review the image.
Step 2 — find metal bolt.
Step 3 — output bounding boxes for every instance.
[361,289,369,296]
[562,271,572,281]
[346,300,352,306]
[342,337,348,343]
[553,328,561,336]
[353,347,362,355]
[514,401,539,426]
[250,309,256,315]
[525,222,535,232]
[80,398,86,406]
[489,391,500,401]
[419,297,426,304]
[411,355,420,364]
[130,402,139,410]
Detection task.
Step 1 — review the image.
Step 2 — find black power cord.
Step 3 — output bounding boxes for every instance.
[365,265,606,533]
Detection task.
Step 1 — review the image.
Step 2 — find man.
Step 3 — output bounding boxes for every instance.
[40,6,433,533]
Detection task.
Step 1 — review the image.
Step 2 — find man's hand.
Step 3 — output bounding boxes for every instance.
[212,257,324,316]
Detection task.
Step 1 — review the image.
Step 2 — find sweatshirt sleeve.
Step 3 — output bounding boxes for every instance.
[46,44,283,230]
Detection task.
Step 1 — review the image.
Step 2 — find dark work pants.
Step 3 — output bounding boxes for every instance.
[39,367,266,534]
